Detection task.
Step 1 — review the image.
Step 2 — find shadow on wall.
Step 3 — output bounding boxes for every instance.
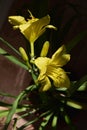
[0,0,15,30]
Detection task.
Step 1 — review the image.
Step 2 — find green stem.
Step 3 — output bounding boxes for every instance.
[26,61,32,70]
[31,69,38,85]
[26,61,38,85]
[30,42,34,58]
[0,37,20,56]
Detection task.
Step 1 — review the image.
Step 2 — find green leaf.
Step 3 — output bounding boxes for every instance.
[64,114,71,124]
[3,84,36,129]
[67,75,87,97]
[64,114,76,130]
[0,107,26,118]
[0,92,16,98]
[0,101,11,108]
[18,110,51,130]
[66,31,87,52]
[66,99,87,110]
[0,37,20,56]
[0,110,9,118]
[0,48,28,70]
[66,100,83,109]
[39,112,53,130]
[51,115,58,130]
[78,81,87,91]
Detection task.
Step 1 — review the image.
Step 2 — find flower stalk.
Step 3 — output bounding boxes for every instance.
[30,42,35,58]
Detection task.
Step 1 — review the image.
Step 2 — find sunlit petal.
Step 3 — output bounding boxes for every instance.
[23,15,50,43]
[48,67,70,88]
[51,45,70,66]
[9,13,56,44]
[46,25,57,30]
[34,44,70,91]
[8,16,26,26]
[39,76,51,92]
[35,57,50,71]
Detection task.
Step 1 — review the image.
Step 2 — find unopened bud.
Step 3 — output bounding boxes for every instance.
[40,41,50,57]
[19,47,29,61]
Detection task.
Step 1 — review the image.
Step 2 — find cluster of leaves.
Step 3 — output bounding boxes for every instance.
[0,31,87,130]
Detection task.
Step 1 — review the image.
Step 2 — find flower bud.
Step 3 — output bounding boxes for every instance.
[19,47,28,61]
[40,41,50,57]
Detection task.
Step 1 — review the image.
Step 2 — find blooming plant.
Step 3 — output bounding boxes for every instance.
[0,10,87,130]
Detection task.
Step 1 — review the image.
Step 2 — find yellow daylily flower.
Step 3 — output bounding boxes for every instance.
[34,45,70,92]
[8,11,56,57]
[8,11,56,44]
[22,15,50,44]
[8,11,38,35]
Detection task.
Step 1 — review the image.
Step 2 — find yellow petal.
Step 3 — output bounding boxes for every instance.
[18,18,38,34]
[48,67,70,88]
[8,16,26,26]
[23,15,50,43]
[46,25,57,30]
[51,45,70,67]
[39,76,51,92]
[19,21,32,32]
[35,57,50,71]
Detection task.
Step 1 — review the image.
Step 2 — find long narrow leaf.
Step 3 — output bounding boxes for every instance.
[0,101,11,107]
[0,107,26,118]
[0,37,20,56]
[18,117,39,130]
[64,113,76,130]
[0,110,9,118]
[51,115,58,130]
[39,113,53,130]
[18,110,51,130]
[66,99,87,110]
[3,84,36,130]
[0,48,28,70]
[67,75,87,97]
[0,92,16,98]
[78,81,87,91]
[66,31,87,52]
